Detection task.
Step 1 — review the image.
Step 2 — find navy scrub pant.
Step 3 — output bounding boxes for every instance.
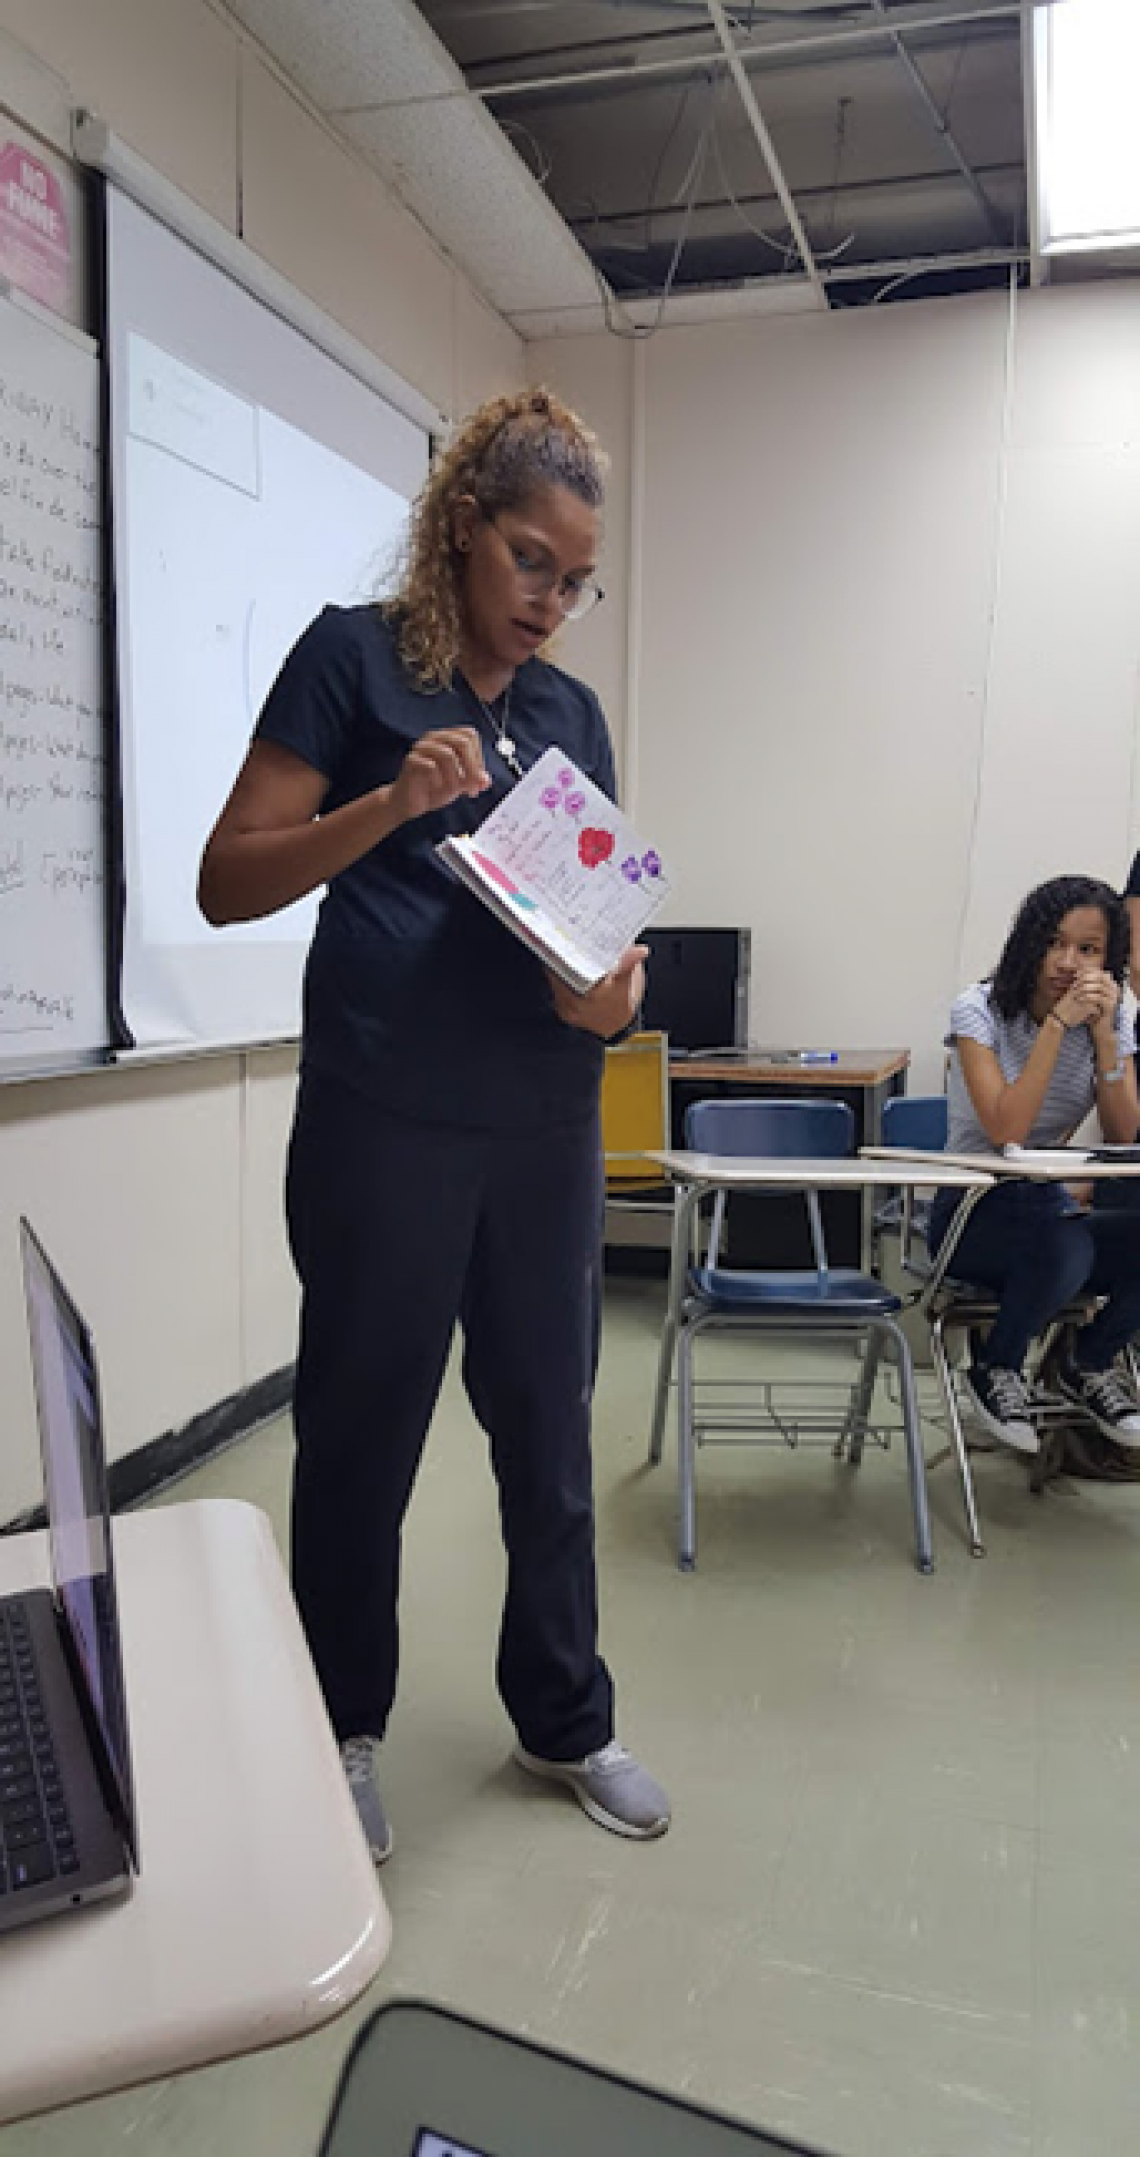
[930,1181,1140,1376]
[285,1070,614,1759]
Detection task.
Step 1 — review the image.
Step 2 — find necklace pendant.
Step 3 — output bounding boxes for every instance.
[497,733,516,762]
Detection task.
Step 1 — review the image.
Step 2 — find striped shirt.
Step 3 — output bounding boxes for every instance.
[944,981,1135,1154]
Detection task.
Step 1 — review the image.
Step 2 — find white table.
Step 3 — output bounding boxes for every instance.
[646,1154,996,1572]
[0,1498,389,2124]
[861,1143,1140,1181]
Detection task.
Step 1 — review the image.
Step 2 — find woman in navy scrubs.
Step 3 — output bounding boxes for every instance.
[198,390,669,1860]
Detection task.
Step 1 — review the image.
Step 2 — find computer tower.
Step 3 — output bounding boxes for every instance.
[639,926,751,1053]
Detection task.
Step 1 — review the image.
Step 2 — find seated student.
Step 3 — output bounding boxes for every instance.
[928,874,1140,1456]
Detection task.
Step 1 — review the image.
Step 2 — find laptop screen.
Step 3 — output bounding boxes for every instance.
[20,1219,139,1867]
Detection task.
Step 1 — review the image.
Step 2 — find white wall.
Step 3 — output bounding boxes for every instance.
[535,280,1140,1095]
[0,0,524,1518]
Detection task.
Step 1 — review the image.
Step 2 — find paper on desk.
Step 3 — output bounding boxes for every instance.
[1001,1145,1092,1170]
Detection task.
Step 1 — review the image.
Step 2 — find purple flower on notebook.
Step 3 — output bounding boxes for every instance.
[620,855,642,883]
[564,790,586,819]
[540,786,561,812]
[641,850,663,879]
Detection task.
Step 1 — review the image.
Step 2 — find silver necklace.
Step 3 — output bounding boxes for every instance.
[465,678,523,780]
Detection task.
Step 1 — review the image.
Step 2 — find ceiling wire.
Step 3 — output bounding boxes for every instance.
[644,76,703,258]
[869,252,1028,305]
[865,28,1002,309]
[498,113,551,186]
[940,31,971,127]
[593,95,717,340]
[708,91,856,267]
[825,93,852,251]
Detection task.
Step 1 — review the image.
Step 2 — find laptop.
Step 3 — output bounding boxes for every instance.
[0,1219,139,1931]
[318,2001,835,2157]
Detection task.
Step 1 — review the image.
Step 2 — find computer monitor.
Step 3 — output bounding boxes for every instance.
[639,926,750,1052]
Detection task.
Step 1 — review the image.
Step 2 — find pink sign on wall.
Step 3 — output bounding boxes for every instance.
[0,143,71,313]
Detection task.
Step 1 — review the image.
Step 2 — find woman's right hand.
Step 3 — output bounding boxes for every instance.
[1053,969,1117,1033]
[387,727,490,827]
[200,727,491,926]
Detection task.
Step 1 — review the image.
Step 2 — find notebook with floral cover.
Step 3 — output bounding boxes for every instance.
[437,746,673,994]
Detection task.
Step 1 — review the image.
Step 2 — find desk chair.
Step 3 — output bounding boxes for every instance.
[880,1103,1099,1558]
[601,1030,673,1215]
[880,1094,948,1228]
[648,1097,934,1575]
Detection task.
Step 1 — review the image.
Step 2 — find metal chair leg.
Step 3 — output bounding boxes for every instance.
[839,1332,882,1465]
[676,1326,697,1572]
[929,1311,985,1558]
[648,1312,677,1467]
[879,1315,933,1575]
[649,1186,694,1466]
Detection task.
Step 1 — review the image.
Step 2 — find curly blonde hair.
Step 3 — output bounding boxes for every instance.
[384,386,606,690]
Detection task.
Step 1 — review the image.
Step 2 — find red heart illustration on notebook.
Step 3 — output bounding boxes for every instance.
[578,827,615,870]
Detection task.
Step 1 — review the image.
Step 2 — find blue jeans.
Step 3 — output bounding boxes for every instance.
[929,1180,1140,1375]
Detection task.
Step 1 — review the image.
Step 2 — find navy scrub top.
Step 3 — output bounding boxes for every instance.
[254,604,616,1133]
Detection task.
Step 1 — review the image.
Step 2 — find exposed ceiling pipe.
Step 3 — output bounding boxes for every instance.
[570,160,1026,244]
[340,5,1022,114]
[868,0,1005,244]
[822,241,1025,287]
[703,0,827,304]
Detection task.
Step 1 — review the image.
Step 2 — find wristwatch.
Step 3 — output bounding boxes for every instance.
[1102,1060,1125,1084]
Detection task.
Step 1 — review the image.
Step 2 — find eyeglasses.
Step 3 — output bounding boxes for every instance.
[483,512,604,622]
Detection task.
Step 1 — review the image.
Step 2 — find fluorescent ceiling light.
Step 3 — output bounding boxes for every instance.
[1033,0,1140,253]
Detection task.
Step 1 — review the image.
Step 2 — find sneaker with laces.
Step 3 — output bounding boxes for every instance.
[340,1734,393,1863]
[1056,1363,1140,1448]
[513,1739,670,1840]
[961,1363,1038,1454]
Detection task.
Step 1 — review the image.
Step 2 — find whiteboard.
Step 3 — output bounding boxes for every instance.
[103,185,428,1052]
[0,286,106,1069]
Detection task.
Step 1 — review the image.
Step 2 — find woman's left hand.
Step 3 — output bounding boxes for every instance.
[548,946,647,1039]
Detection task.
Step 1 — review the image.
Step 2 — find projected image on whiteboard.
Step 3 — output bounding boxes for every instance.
[124,332,409,948]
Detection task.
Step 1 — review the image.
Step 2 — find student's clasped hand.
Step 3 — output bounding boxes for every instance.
[547,945,648,1039]
[1053,968,1119,1037]
[389,726,490,825]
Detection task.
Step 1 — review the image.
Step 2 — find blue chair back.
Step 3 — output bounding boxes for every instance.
[684,1097,854,1160]
[881,1095,948,1152]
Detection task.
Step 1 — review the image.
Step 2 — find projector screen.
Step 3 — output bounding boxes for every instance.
[103,184,431,1051]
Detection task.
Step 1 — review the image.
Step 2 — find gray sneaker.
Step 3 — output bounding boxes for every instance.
[514,1739,670,1840]
[340,1735,393,1864]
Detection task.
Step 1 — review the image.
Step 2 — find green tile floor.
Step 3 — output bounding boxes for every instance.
[5,1277,1140,2157]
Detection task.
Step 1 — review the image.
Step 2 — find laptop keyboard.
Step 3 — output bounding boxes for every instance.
[0,1601,78,1894]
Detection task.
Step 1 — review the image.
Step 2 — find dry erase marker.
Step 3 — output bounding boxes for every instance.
[798,1050,839,1064]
